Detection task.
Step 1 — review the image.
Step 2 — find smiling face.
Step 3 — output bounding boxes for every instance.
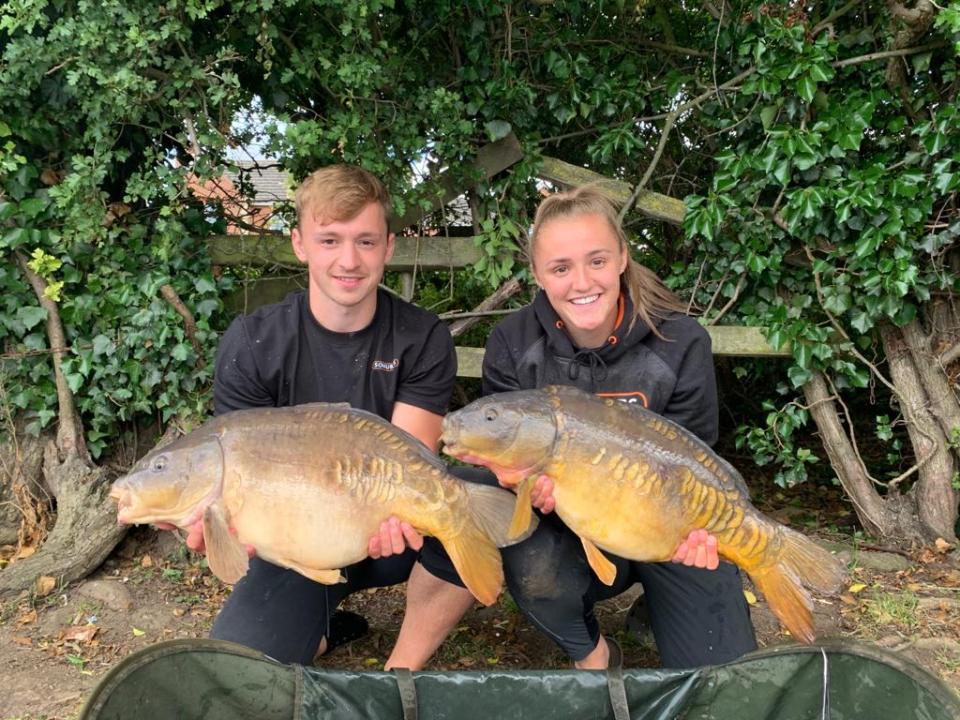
[291,201,395,332]
[531,212,628,349]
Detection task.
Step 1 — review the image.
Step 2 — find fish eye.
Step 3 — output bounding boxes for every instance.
[484,408,499,422]
[152,456,167,472]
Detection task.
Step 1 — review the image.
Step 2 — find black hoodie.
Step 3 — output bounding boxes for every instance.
[481,290,719,445]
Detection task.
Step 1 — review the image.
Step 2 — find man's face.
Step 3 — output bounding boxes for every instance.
[291,202,395,325]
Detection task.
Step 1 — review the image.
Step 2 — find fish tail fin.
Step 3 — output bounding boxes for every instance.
[463,482,539,547]
[440,484,540,607]
[441,527,504,607]
[748,528,846,644]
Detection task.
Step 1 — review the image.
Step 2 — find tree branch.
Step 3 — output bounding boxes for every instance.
[14,252,88,463]
[159,284,206,369]
[833,40,948,69]
[447,277,523,338]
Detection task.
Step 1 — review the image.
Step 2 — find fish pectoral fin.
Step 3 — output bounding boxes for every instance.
[202,504,249,585]
[508,476,536,540]
[581,538,617,586]
[275,560,344,585]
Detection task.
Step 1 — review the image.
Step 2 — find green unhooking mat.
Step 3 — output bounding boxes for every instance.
[79,638,959,720]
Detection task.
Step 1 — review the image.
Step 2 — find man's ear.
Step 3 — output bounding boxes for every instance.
[291,226,307,263]
[384,232,396,263]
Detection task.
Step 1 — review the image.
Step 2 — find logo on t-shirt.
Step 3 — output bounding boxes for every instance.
[372,358,400,372]
[597,391,649,407]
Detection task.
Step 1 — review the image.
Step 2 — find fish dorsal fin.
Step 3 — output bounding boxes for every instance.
[581,537,617,586]
[202,502,249,584]
[545,385,751,498]
[260,402,451,474]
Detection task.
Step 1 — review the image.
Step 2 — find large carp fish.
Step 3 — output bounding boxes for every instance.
[440,385,846,643]
[110,402,536,606]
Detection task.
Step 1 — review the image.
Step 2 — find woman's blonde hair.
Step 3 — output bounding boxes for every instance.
[529,185,687,336]
[294,164,392,230]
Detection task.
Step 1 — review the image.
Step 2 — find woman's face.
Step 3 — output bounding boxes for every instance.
[532,212,628,349]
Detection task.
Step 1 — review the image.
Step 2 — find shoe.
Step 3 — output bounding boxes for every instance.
[321,610,369,655]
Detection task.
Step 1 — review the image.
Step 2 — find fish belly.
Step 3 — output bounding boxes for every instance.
[553,472,688,562]
[229,480,384,572]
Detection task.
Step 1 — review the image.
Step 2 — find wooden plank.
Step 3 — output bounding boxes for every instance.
[539,156,687,226]
[223,276,305,316]
[207,234,483,270]
[391,133,524,232]
[455,326,789,378]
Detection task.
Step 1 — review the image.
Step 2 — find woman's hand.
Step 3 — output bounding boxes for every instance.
[154,521,254,557]
[368,517,424,559]
[671,528,719,570]
[530,475,556,514]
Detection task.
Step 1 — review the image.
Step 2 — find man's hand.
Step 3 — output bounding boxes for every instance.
[671,528,719,570]
[154,521,254,557]
[368,517,424,559]
[529,475,556,514]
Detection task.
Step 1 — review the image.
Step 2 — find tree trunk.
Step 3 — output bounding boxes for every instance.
[0,252,128,599]
[803,371,895,538]
[879,322,959,543]
[0,442,126,599]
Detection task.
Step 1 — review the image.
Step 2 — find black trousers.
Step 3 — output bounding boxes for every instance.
[210,551,417,664]
[426,467,758,668]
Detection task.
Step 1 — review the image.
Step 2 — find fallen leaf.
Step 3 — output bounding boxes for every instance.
[743,590,757,605]
[131,627,145,637]
[16,545,37,559]
[839,594,857,606]
[848,583,867,594]
[906,583,922,592]
[934,537,954,553]
[35,576,56,597]
[141,555,154,568]
[13,636,32,647]
[62,625,99,644]
[17,609,38,625]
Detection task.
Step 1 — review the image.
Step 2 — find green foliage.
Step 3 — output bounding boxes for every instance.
[2,0,958,487]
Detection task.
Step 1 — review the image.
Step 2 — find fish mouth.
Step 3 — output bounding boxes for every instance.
[110,486,138,525]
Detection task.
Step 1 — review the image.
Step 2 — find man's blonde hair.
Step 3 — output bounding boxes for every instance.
[294,165,392,230]
[530,185,687,336]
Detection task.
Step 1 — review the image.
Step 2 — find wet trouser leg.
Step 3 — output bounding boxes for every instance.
[210,551,417,664]
[501,515,634,661]
[633,561,757,668]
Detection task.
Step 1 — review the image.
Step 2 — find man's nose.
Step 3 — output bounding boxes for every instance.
[337,241,360,269]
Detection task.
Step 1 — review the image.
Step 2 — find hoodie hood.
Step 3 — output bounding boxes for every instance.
[532,287,658,387]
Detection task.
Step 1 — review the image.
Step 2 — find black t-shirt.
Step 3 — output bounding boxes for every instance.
[214,289,456,420]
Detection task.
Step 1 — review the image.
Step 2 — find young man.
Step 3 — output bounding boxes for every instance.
[183,164,477,667]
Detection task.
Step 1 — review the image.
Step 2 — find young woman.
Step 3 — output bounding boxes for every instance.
[482,186,757,669]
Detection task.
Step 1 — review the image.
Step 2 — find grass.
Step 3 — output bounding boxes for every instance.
[864,590,921,633]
